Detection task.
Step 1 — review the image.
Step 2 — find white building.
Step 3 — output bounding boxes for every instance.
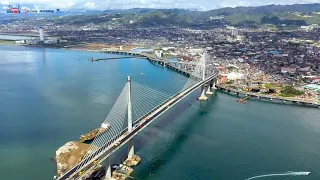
[281,66,298,73]
[155,50,163,58]
[59,39,68,43]
[15,40,26,44]
[44,39,57,44]
[188,48,203,54]
[221,72,245,80]
[231,29,238,36]
[162,47,175,51]
[299,66,311,72]
[39,28,44,41]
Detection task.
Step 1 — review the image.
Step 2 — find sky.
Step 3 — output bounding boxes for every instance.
[1,0,320,11]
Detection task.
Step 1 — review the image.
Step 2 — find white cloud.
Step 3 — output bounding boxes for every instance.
[1,0,320,11]
[1,0,9,5]
[84,2,96,9]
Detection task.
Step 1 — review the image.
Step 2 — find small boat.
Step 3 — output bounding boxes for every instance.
[269,98,273,101]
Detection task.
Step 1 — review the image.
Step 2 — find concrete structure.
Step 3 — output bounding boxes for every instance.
[39,28,44,41]
[199,52,209,100]
[105,163,111,180]
[127,76,134,159]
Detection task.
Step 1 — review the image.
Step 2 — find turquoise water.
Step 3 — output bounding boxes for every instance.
[0,35,34,40]
[0,45,320,180]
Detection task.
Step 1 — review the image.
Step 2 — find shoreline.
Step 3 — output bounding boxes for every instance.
[1,43,318,109]
[216,85,320,108]
[0,42,140,52]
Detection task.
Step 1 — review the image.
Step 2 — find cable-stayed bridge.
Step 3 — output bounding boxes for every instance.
[56,51,219,180]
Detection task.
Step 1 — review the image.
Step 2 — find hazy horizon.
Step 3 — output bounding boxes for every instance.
[1,1,320,12]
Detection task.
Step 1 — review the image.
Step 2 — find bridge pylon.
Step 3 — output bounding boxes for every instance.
[127,76,135,159]
[198,51,209,100]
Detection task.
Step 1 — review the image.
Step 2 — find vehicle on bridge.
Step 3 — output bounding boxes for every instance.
[93,159,99,165]
[78,169,86,176]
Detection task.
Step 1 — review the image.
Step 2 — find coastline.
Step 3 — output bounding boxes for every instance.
[0,43,140,53]
[216,84,320,108]
[1,43,318,109]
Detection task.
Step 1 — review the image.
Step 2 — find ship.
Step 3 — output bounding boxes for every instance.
[80,122,111,143]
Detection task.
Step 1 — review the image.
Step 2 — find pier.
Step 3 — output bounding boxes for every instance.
[91,56,147,61]
[237,96,250,104]
[98,50,198,77]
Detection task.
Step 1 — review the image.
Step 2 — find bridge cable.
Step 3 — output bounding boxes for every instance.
[76,84,129,172]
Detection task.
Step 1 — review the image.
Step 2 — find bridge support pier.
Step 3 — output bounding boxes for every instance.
[212,80,217,90]
[199,85,208,101]
[128,139,134,159]
[105,164,112,180]
[206,83,213,95]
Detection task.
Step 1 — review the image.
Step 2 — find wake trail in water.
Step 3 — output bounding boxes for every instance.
[246,171,310,180]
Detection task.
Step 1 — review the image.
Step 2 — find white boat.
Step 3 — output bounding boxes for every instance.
[101,122,111,129]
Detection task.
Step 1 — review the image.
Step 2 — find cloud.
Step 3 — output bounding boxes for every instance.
[2,0,320,11]
[1,0,9,5]
[84,2,97,9]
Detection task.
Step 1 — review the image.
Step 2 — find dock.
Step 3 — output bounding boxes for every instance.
[123,155,141,167]
[237,96,250,104]
[111,164,134,180]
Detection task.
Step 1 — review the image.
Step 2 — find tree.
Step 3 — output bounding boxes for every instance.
[280,86,304,97]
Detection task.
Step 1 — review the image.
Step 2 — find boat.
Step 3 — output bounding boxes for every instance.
[80,123,111,142]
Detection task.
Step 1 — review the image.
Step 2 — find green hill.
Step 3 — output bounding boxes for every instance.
[5,3,320,28]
